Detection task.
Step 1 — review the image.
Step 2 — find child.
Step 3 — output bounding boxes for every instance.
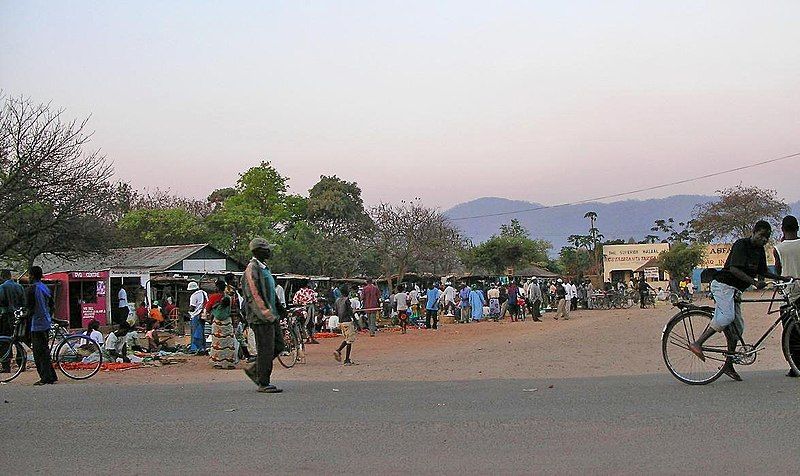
[104,326,130,363]
[333,285,357,366]
[394,284,409,334]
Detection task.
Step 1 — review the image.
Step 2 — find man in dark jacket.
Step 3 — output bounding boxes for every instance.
[241,237,283,393]
[27,266,58,385]
[0,269,26,373]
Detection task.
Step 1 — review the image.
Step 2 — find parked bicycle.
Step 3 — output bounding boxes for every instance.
[0,309,103,383]
[661,279,800,385]
[277,305,306,369]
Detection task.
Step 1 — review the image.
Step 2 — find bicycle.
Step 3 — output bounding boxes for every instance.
[0,310,103,383]
[277,306,305,369]
[661,279,800,385]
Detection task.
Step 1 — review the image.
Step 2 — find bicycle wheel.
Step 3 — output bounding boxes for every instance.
[55,335,102,380]
[0,337,27,383]
[662,310,730,385]
[781,315,800,376]
[277,327,299,369]
[620,295,633,309]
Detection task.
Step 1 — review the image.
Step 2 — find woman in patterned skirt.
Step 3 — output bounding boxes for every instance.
[206,279,236,369]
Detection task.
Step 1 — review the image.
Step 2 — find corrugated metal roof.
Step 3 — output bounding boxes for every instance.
[35,244,210,274]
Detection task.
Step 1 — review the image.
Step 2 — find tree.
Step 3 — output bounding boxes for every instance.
[651,218,709,244]
[558,246,592,279]
[370,200,465,290]
[117,208,209,247]
[656,242,706,280]
[692,185,790,241]
[463,220,551,275]
[0,96,117,265]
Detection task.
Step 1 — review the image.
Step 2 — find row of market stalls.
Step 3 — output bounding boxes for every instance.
[35,244,245,329]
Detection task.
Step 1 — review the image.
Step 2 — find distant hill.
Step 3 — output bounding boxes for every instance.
[446,195,800,255]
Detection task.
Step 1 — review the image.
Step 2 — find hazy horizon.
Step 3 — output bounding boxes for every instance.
[3,1,799,209]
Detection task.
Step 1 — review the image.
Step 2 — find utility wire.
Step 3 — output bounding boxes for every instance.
[449,151,800,221]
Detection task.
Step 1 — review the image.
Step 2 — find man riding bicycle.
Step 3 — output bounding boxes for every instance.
[688,220,791,381]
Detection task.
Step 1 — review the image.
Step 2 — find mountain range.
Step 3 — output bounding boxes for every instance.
[444,195,800,255]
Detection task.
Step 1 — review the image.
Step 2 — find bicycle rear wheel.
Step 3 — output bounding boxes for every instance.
[662,310,730,385]
[277,327,299,369]
[782,315,800,376]
[0,337,27,383]
[55,335,102,380]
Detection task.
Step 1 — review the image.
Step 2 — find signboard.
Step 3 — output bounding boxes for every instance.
[644,267,660,280]
[81,303,107,326]
[183,259,227,273]
[603,243,670,281]
[700,243,776,269]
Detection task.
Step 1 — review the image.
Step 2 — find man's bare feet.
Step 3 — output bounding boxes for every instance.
[688,342,706,362]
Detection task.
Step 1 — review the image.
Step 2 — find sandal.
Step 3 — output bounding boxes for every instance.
[688,342,706,362]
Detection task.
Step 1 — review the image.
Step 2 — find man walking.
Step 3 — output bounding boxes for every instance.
[425,282,442,329]
[0,269,25,373]
[362,278,380,337]
[775,215,800,377]
[26,266,58,385]
[333,284,357,365]
[443,282,457,316]
[241,237,283,393]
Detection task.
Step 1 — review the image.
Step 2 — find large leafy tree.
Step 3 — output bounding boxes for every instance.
[656,242,706,279]
[463,219,551,275]
[0,96,117,266]
[692,185,790,241]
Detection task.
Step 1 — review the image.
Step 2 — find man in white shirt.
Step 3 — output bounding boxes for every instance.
[775,215,800,377]
[115,286,129,325]
[187,281,208,353]
[394,284,409,334]
[274,283,286,306]
[443,283,456,316]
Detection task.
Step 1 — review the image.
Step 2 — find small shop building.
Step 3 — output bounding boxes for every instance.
[35,244,244,329]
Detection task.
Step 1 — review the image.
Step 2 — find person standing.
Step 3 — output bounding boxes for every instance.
[187,281,208,354]
[115,285,129,326]
[26,266,58,385]
[586,281,595,309]
[241,237,283,393]
[638,275,654,309]
[774,215,800,377]
[408,285,420,322]
[569,280,579,311]
[443,282,457,316]
[459,283,472,324]
[362,278,380,337]
[207,279,235,370]
[526,279,543,321]
[469,285,485,321]
[333,285,357,365]
[0,269,25,373]
[293,280,320,344]
[425,282,442,330]
[555,279,568,320]
[393,284,409,333]
[487,284,501,320]
[507,280,521,322]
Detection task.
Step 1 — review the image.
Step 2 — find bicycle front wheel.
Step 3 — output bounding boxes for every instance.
[0,337,27,383]
[277,327,299,369]
[662,310,729,385]
[782,316,800,376]
[55,335,102,380]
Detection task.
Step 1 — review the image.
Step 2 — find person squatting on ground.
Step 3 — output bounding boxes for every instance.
[241,237,283,393]
[207,279,236,370]
[334,284,357,365]
[24,266,58,385]
[555,279,569,320]
[0,269,25,373]
[688,220,790,381]
[362,278,380,337]
[774,215,800,377]
[425,282,442,329]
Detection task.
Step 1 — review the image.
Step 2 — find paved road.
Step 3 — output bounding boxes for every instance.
[2,370,799,474]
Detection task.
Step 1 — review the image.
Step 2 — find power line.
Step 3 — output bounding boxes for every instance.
[449,151,800,221]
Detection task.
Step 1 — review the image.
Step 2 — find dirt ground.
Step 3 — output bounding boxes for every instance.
[6,294,793,386]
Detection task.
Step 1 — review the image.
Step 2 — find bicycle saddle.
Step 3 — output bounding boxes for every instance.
[52,318,70,328]
[675,302,714,314]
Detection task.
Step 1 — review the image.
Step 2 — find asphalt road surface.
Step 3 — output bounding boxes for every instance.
[2,370,799,474]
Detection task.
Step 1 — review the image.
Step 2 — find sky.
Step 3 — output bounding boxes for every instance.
[2,1,799,209]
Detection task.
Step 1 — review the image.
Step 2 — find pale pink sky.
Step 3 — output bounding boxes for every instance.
[2,1,799,209]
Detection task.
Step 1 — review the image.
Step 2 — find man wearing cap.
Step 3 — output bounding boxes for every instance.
[187,281,208,354]
[241,237,283,393]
